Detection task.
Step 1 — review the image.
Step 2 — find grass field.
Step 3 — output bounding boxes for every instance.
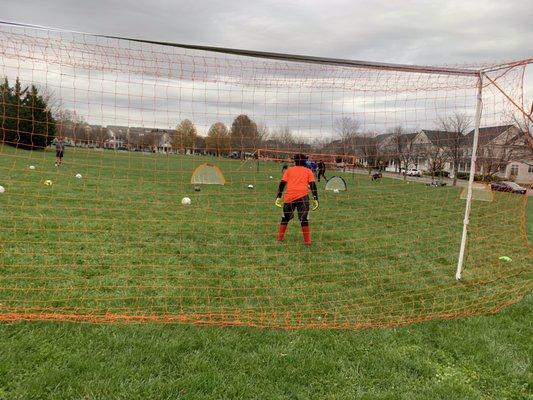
[0,145,531,399]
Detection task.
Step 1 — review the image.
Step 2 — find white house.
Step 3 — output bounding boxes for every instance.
[501,160,533,185]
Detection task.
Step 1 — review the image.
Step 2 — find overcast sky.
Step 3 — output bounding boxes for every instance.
[1,0,531,137]
[2,0,532,65]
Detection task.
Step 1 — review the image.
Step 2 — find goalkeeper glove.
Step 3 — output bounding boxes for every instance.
[275,197,283,208]
[312,199,319,211]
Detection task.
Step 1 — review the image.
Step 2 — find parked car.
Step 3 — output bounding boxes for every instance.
[490,181,527,194]
[406,168,422,177]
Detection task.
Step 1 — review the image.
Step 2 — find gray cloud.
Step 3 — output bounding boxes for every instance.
[1,0,531,138]
[2,0,532,64]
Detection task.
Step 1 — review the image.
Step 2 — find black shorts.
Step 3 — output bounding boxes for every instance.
[282,195,309,224]
[56,150,64,158]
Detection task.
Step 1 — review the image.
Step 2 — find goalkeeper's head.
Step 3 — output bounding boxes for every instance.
[293,153,308,166]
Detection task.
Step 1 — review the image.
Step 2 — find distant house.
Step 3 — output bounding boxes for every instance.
[369,125,531,178]
[502,160,533,185]
[410,129,472,177]
[465,125,530,177]
[155,130,173,153]
[104,137,125,149]
[378,132,417,173]
[56,123,109,148]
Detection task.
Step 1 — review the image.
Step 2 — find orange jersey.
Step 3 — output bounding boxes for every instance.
[281,166,315,203]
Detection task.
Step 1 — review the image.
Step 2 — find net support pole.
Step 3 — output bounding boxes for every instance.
[456,73,484,281]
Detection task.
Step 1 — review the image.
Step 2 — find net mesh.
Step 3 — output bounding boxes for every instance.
[0,23,531,329]
[191,164,225,185]
[324,177,347,191]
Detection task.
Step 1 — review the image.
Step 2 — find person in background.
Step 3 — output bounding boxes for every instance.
[55,137,64,166]
[310,159,318,178]
[317,160,327,182]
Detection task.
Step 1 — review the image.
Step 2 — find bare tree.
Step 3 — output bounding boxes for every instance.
[140,130,161,152]
[54,109,84,142]
[439,112,472,186]
[270,126,296,149]
[86,126,109,147]
[477,127,528,180]
[256,122,269,146]
[391,126,416,181]
[334,117,360,170]
[40,86,62,118]
[412,129,452,182]
[357,132,378,175]
[122,128,142,150]
[311,136,329,153]
[425,135,449,181]
[505,103,533,150]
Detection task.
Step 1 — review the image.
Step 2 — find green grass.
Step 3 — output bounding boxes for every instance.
[0,145,531,398]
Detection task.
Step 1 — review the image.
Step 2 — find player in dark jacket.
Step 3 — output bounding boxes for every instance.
[317,160,327,182]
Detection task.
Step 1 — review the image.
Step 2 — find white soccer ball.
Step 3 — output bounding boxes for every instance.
[269,176,273,179]
[75,173,82,179]
[44,180,53,186]
[181,197,191,205]
[0,185,5,194]
[333,189,339,193]
[29,165,35,170]
[248,184,254,189]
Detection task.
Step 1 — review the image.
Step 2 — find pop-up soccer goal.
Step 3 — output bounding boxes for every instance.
[460,184,494,202]
[325,176,347,191]
[0,22,531,329]
[191,164,225,185]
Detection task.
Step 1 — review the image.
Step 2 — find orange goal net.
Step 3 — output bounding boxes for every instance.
[0,21,531,329]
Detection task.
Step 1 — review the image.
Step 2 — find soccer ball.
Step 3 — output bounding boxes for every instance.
[269,176,273,179]
[333,189,339,193]
[181,197,191,205]
[29,165,35,170]
[0,185,5,194]
[44,180,53,186]
[75,173,82,179]
[248,184,254,189]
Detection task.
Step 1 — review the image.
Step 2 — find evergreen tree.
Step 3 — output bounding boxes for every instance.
[0,78,13,143]
[0,77,55,150]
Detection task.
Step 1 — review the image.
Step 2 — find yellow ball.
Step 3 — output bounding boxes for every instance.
[44,180,53,186]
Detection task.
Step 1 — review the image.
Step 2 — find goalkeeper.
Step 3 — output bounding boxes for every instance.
[275,153,319,245]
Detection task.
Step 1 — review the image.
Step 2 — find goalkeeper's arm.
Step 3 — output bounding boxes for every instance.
[309,181,319,210]
[276,180,287,198]
[309,181,318,201]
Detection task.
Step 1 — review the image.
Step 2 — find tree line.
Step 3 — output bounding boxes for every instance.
[0,77,56,150]
[2,77,530,182]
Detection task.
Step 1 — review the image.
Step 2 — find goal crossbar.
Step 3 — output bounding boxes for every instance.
[0,20,481,76]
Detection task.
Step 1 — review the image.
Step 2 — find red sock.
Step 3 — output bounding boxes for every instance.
[302,225,311,244]
[277,224,288,241]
